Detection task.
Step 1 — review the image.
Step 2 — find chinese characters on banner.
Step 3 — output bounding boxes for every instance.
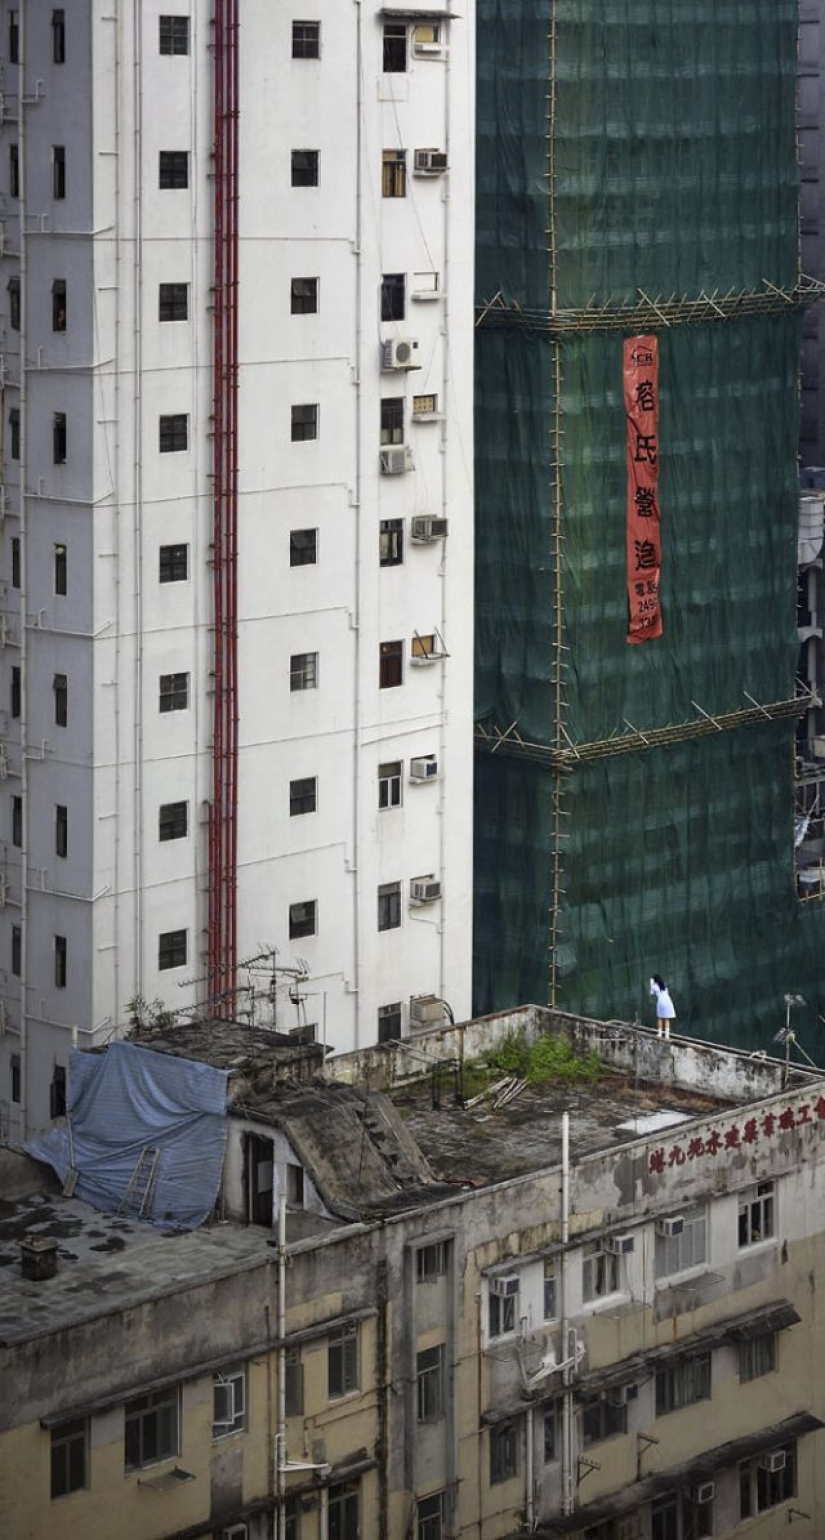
[624,334,663,643]
[647,1094,825,1176]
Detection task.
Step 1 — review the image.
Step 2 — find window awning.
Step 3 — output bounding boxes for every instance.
[378,7,459,17]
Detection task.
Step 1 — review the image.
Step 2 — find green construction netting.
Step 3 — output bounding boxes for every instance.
[474,0,819,1049]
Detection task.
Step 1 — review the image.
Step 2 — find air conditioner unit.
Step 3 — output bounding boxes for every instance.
[759,1450,786,1474]
[382,336,420,370]
[411,876,442,904]
[412,39,445,57]
[409,993,444,1026]
[604,1233,634,1256]
[410,755,438,781]
[380,445,414,476]
[490,1273,520,1299]
[656,1215,685,1239]
[411,515,449,542]
[695,1481,715,1505]
[414,148,449,175]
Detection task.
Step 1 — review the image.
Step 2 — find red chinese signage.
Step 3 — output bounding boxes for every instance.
[624,334,662,643]
[647,1095,825,1176]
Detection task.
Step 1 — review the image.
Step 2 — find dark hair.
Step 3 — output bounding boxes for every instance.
[653,974,666,990]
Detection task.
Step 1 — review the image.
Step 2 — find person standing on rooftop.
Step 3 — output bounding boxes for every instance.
[650,975,676,1040]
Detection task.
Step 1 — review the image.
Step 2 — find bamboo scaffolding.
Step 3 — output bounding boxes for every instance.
[474,275,825,336]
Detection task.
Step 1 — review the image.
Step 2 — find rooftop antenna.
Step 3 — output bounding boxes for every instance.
[775,995,806,1087]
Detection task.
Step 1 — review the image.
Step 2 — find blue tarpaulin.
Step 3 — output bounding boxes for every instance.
[26,1040,228,1230]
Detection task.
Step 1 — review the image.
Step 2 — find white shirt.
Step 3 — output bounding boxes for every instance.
[650,980,676,1019]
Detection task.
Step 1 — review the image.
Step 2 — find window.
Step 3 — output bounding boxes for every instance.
[10,1053,20,1104]
[158,929,187,970]
[383,21,407,72]
[52,1065,66,1115]
[9,144,19,199]
[285,1347,303,1416]
[416,1344,444,1421]
[412,633,438,659]
[159,672,189,712]
[378,881,401,932]
[380,640,403,688]
[159,150,189,189]
[11,665,21,719]
[582,1397,627,1447]
[51,279,67,331]
[290,1165,306,1208]
[290,528,317,566]
[380,519,404,566]
[380,397,404,446]
[378,761,402,810]
[11,924,21,977]
[159,543,189,583]
[382,150,407,198]
[582,1239,619,1303]
[543,1257,557,1320]
[413,393,438,417]
[291,150,319,188]
[490,1422,518,1485]
[54,935,67,989]
[413,21,441,48]
[328,1324,358,1398]
[53,672,68,727]
[291,277,318,314]
[159,801,188,841]
[291,402,318,441]
[53,146,66,199]
[292,20,320,59]
[125,1387,180,1470]
[213,1366,246,1439]
[681,1489,713,1540]
[53,412,67,464]
[11,538,20,589]
[289,899,316,939]
[651,1495,678,1540]
[740,1442,796,1517]
[739,1181,775,1246]
[159,282,188,321]
[417,1242,447,1282]
[381,272,405,322]
[51,1418,87,1498]
[12,794,22,848]
[417,1492,445,1540]
[290,776,317,816]
[543,1409,556,1463]
[159,16,190,54]
[488,1284,517,1339]
[7,277,20,331]
[329,1480,359,1540]
[52,10,65,64]
[378,1002,402,1042]
[159,413,188,452]
[740,1331,777,1383]
[290,652,318,691]
[9,11,18,64]
[55,804,68,858]
[654,1209,707,1279]
[9,408,20,461]
[655,1353,711,1415]
[54,542,67,595]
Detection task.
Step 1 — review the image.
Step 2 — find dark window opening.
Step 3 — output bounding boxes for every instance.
[159,150,189,189]
[380,397,404,446]
[381,272,405,322]
[328,1327,358,1399]
[125,1388,180,1469]
[9,144,19,199]
[55,804,68,858]
[382,150,406,198]
[51,1419,87,1499]
[53,146,66,200]
[289,899,317,939]
[378,881,401,932]
[54,542,67,595]
[159,672,189,712]
[12,794,22,848]
[159,801,188,841]
[52,279,67,332]
[11,924,21,977]
[54,938,67,992]
[383,21,407,72]
[11,538,20,589]
[159,282,189,321]
[379,640,403,689]
[8,278,20,331]
[10,1053,20,1104]
[11,665,21,719]
[159,16,190,54]
[290,776,317,816]
[159,543,189,582]
[292,21,320,58]
[52,9,66,64]
[9,409,20,461]
[290,528,317,566]
[53,672,68,727]
[378,761,402,810]
[291,277,318,314]
[378,1002,402,1042]
[159,414,188,453]
[490,1423,518,1485]
[380,518,403,566]
[291,149,319,188]
[291,403,318,442]
[53,412,67,464]
[158,929,187,970]
[9,11,18,65]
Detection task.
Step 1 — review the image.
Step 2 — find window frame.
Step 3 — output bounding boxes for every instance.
[291,277,318,315]
[378,1002,402,1042]
[159,543,189,583]
[417,1491,445,1540]
[378,760,402,810]
[158,929,187,971]
[50,1417,87,1499]
[55,803,68,858]
[328,1324,359,1399]
[380,640,403,689]
[654,1351,711,1416]
[158,282,189,322]
[383,20,407,72]
[378,880,402,932]
[9,408,20,460]
[52,10,66,65]
[289,899,317,940]
[158,413,189,453]
[380,397,404,447]
[290,528,317,567]
[289,776,318,817]
[381,272,406,322]
[52,279,67,332]
[53,412,67,465]
[488,1286,517,1340]
[9,143,19,200]
[11,923,21,977]
[8,276,20,331]
[380,518,404,567]
[581,1396,627,1448]
[654,1208,707,1281]
[53,145,66,200]
[212,1365,246,1441]
[54,935,67,989]
[12,794,22,848]
[738,1180,776,1248]
[543,1257,558,1321]
[740,1441,796,1517]
[124,1386,180,1471]
[158,150,190,189]
[582,1239,620,1304]
[11,665,21,719]
[291,402,319,442]
[159,800,189,842]
[11,537,20,589]
[290,651,318,692]
[416,1343,445,1422]
[158,672,189,713]
[416,1241,447,1282]
[489,1421,519,1485]
[382,149,407,198]
[291,149,319,188]
[159,15,190,55]
[54,542,67,596]
[739,1330,777,1383]
[285,1346,304,1417]
[292,20,321,59]
[53,672,68,727]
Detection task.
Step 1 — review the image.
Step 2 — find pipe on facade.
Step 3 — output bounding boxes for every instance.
[17,0,30,1137]
[560,1111,574,1515]
[131,0,145,1006]
[526,1402,535,1530]
[350,0,363,1045]
[277,1194,287,1540]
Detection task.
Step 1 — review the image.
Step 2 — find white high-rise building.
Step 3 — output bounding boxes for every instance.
[0,3,474,1137]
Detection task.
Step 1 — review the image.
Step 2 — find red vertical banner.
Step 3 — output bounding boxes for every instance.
[624,334,663,643]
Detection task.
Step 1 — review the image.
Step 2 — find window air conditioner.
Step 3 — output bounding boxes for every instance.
[410,755,438,781]
[412,39,445,57]
[695,1481,715,1505]
[759,1451,786,1474]
[382,337,420,370]
[655,1215,685,1239]
[380,446,414,476]
[490,1273,519,1299]
[409,993,444,1026]
[414,149,449,175]
[411,876,442,904]
[411,515,449,542]
[604,1233,635,1256]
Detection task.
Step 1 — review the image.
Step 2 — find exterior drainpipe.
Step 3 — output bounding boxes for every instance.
[17,0,30,1138]
[350,0,363,1045]
[561,1111,574,1515]
[526,1402,535,1530]
[277,1193,286,1540]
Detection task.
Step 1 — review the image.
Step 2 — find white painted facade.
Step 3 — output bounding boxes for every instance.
[0,2,474,1138]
